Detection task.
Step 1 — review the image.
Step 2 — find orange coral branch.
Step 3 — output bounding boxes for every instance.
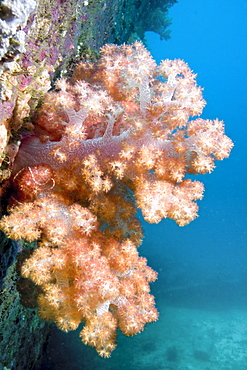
[0,42,233,357]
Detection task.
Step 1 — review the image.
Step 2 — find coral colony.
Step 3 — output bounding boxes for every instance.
[0,42,233,357]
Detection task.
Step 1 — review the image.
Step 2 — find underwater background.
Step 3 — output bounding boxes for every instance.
[40,0,247,369]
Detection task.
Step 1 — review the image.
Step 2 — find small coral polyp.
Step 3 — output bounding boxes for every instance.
[0,42,233,357]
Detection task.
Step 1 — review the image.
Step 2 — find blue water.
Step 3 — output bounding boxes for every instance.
[40,1,247,369]
[145,0,247,296]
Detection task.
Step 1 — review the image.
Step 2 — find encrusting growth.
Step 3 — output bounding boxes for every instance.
[0,42,233,357]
